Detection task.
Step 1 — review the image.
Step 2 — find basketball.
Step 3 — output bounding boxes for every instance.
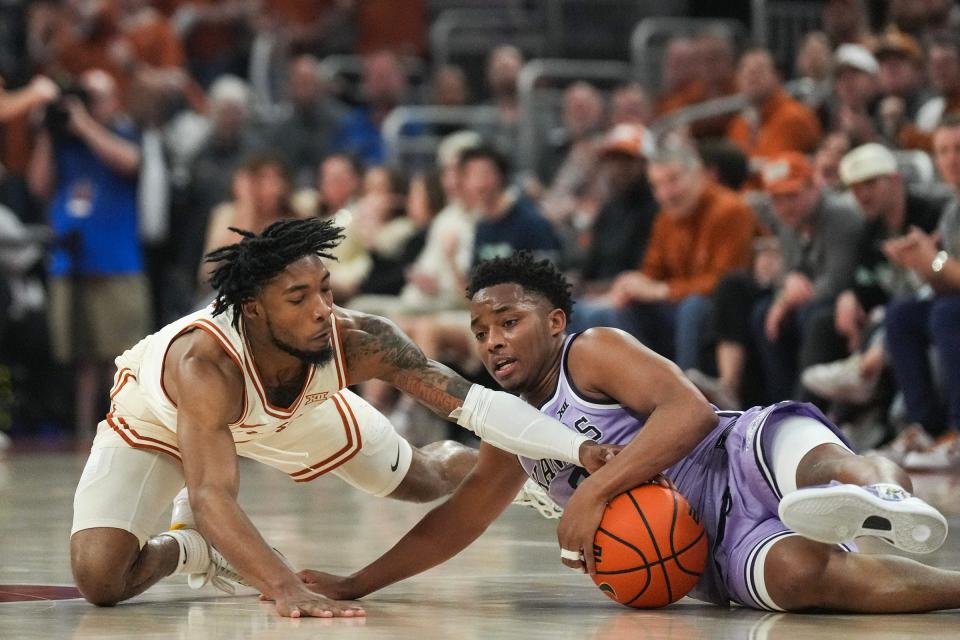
[591,483,707,608]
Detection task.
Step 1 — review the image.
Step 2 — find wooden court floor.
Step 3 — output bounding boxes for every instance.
[1,451,959,639]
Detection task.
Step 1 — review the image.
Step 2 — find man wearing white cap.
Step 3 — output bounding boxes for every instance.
[801,143,944,407]
[880,117,960,467]
[832,44,882,145]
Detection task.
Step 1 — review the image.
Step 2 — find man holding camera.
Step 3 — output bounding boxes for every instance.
[27,69,151,442]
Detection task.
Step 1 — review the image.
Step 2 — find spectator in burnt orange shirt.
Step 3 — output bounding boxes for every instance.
[575,144,761,370]
[656,37,701,116]
[728,48,823,161]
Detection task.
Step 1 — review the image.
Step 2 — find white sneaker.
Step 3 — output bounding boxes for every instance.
[162,527,247,594]
[187,539,250,593]
[801,354,878,405]
[512,479,563,520]
[168,488,293,592]
[778,482,948,554]
[867,424,935,465]
[902,434,960,471]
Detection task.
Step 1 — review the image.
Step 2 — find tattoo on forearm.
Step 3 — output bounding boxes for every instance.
[348,314,473,416]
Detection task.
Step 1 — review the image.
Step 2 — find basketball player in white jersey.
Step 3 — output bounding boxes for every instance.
[70,219,616,618]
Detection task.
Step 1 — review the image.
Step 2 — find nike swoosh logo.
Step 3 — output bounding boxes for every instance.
[390,444,400,472]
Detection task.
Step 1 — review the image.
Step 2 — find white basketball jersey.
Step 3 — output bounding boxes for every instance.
[99,305,364,480]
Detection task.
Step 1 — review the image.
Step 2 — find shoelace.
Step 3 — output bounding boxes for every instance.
[190,546,248,594]
[190,546,293,594]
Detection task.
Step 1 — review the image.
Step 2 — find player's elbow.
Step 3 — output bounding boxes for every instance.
[688,394,719,437]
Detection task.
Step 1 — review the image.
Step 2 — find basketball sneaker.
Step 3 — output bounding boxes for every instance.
[778,481,948,554]
[167,487,295,592]
[160,527,247,594]
[800,353,879,405]
[512,479,564,520]
[902,433,960,471]
[866,423,935,465]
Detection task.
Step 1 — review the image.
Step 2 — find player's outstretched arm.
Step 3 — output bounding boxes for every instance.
[340,311,617,472]
[297,443,527,599]
[170,333,363,618]
[554,327,718,574]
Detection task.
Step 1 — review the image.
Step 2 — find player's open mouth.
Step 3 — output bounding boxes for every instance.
[492,356,517,378]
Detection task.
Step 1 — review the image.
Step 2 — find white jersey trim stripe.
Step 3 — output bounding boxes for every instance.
[106,406,182,461]
[238,322,316,419]
[181,320,248,427]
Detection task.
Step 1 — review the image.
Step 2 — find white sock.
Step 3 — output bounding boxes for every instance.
[161,528,211,575]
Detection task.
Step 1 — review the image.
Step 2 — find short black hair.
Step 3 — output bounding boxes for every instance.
[466,251,573,319]
[697,138,749,190]
[459,144,510,182]
[205,217,345,328]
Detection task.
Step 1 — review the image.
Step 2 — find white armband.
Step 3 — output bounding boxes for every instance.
[448,384,589,464]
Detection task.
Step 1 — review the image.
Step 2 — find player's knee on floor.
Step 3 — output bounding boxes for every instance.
[70,528,139,606]
[763,536,838,611]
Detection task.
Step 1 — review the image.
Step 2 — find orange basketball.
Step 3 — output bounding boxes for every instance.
[591,483,707,608]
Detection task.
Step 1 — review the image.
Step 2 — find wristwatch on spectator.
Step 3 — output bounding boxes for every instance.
[931,250,949,274]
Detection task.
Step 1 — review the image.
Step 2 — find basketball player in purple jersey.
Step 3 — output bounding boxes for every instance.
[294,252,960,613]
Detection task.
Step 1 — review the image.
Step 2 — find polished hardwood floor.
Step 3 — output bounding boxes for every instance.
[1,451,959,639]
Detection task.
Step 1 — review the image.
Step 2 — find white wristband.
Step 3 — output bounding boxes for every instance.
[449,384,589,464]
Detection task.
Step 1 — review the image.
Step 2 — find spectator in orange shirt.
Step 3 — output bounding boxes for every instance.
[687,30,739,138]
[728,48,823,161]
[655,37,701,116]
[43,0,188,96]
[575,144,761,370]
[157,0,250,87]
[653,31,739,139]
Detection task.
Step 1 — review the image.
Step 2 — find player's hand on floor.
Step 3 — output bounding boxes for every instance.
[556,480,607,575]
[578,441,623,473]
[269,583,365,618]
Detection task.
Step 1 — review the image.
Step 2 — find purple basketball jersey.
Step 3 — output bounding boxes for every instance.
[519,333,849,608]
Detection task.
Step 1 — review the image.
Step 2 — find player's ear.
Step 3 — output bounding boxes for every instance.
[240,297,262,320]
[547,308,567,336]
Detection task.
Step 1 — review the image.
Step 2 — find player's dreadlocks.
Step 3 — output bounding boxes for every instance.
[205,217,345,328]
[466,251,573,319]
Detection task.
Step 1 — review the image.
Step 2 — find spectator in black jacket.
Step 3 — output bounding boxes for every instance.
[802,143,945,406]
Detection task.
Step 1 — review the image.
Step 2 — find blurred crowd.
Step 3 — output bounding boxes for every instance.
[0,0,959,470]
